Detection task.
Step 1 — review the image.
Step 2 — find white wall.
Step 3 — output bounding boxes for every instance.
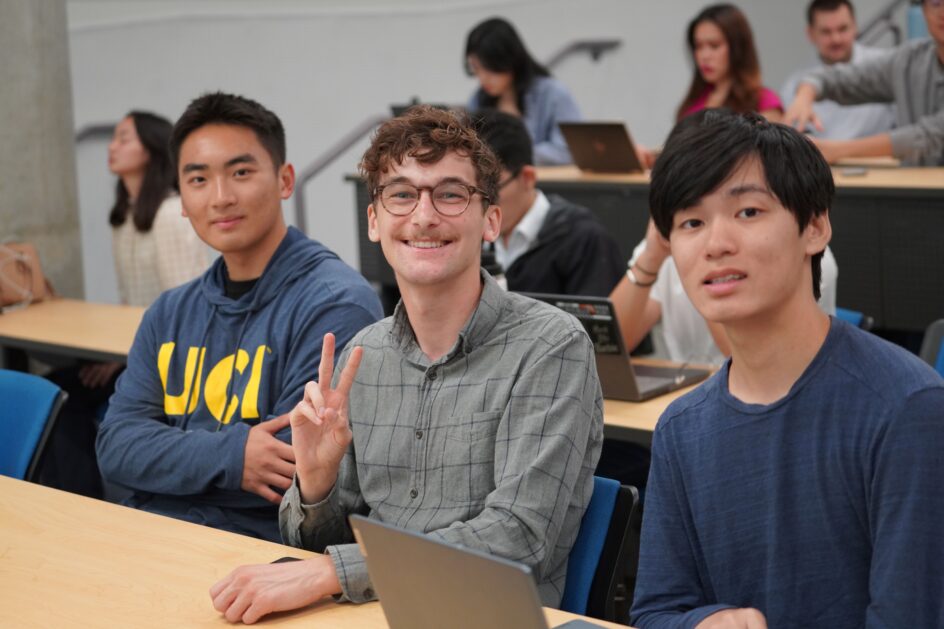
[67,0,900,302]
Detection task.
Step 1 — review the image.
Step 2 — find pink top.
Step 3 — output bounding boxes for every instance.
[682,85,783,117]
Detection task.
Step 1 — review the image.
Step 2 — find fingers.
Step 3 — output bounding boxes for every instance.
[812,112,824,133]
[335,346,363,399]
[256,484,284,505]
[318,333,336,394]
[260,412,291,433]
[209,574,231,600]
[291,398,319,428]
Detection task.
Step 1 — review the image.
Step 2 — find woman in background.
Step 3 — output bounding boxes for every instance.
[465,17,581,165]
[109,111,207,307]
[677,4,782,121]
[41,111,207,499]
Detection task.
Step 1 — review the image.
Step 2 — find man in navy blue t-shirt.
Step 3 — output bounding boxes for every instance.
[630,109,944,629]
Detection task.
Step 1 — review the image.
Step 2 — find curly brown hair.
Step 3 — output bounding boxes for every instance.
[359,105,500,211]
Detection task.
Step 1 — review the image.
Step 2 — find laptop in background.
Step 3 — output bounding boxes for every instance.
[558,122,644,173]
[349,515,602,629]
[519,293,710,402]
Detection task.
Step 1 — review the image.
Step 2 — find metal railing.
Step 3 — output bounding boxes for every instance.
[857,0,908,46]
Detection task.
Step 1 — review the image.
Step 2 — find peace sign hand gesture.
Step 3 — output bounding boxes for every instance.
[291,333,364,504]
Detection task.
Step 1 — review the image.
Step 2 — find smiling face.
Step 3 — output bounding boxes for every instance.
[108,116,150,177]
[693,20,731,85]
[178,123,292,278]
[467,55,514,98]
[808,4,857,64]
[668,158,831,327]
[367,151,500,295]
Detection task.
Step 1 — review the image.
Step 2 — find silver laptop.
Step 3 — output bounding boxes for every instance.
[520,293,710,402]
[349,515,601,629]
[558,122,644,173]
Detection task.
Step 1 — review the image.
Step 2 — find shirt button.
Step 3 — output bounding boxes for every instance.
[415,430,423,439]
[410,488,418,499]
[427,369,437,380]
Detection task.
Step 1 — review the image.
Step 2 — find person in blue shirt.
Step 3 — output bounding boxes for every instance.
[95,92,383,542]
[465,17,581,166]
[630,109,944,628]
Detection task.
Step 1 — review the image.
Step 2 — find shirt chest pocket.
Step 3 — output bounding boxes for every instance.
[439,411,503,505]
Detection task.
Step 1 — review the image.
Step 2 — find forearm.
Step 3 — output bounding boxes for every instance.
[96,413,248,494]
[804,54,895,106]
[888,110,944,163]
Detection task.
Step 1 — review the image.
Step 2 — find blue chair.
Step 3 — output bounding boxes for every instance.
[0,369,67,481]
[562,475,641,622]
[919,319,944,378]
[836,307,874,331]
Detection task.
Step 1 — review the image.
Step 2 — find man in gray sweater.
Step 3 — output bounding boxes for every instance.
[785,0,944,165]
[208,106,604,624]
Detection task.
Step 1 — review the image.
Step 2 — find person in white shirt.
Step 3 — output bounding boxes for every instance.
[780,0,896,140]
[611,220,838,366]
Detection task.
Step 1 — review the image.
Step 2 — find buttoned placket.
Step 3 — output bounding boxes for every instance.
[407,362,441,510]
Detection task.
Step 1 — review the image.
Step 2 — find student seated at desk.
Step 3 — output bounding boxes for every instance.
[779,0,896,141]
[677,4,783,122]
[785,0,944,165]
[630,109,944,628]
[42,111,208,499]
[210,106,603,624]
[95,93,382,542]
[474,109,624,296]
[465,17,581,166]
[611,217,838,366]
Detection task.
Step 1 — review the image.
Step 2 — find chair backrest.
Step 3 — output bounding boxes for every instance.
[561,476,641,622]
[836,307,874,331]
[0,369,67,481]
[919,319,944,377]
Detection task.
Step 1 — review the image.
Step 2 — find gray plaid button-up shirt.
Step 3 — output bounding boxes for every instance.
[279,272,604,606]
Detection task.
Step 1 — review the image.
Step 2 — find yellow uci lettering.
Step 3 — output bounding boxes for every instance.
[204,349,250,424]
[158,342,206,415]
[240,345,270,419]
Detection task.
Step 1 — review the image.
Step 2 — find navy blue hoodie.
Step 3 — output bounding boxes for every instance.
[97,227,382,541]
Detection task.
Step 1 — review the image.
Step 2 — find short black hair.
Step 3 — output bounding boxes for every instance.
[170,92,286,170]
[807,0,855,25]
[471,109,534,174]
[649,109,834,300]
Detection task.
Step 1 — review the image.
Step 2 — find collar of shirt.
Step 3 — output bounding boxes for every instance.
[494,190,551,270]
[389,269,505,367]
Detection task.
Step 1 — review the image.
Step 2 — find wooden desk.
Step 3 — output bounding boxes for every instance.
[0,476,629,628]
[603,386,696,447]
[0,298,143,362]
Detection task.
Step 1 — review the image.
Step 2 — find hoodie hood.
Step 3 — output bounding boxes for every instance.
[199,226,339,314]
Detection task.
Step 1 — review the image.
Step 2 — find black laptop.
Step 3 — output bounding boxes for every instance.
[558,122,644,173]
[520,293,710,401]
[349,515,602,629]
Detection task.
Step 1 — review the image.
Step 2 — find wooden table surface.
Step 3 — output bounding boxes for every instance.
[0,476,629,628]
[0,298,143,362]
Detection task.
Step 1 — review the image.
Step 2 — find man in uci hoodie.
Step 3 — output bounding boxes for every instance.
[96,92,382,542]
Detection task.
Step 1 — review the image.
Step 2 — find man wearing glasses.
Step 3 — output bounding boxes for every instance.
[210,106,604,624]
[474,110,624,296]
[785,0,944,165]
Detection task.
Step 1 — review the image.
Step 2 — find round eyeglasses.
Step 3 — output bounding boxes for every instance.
[374,182,491,216]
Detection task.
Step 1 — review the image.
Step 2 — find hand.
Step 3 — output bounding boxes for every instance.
[634,143,657,170]
[696,608,768,629]
[210,554,342,624]
[78,361,123,388]
[783,83,823,133]
[291,333,364,504]
[636,219,671,275]
[241,414,296,505]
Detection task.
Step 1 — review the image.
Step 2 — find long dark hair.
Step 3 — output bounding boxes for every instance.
[109,111,176,232]
[676,4,763,122]
[464,17,550,115]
